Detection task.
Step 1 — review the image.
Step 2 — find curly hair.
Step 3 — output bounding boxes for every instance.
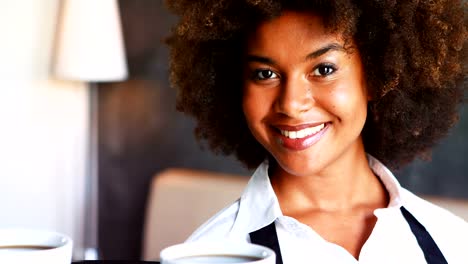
[165,0,467,170]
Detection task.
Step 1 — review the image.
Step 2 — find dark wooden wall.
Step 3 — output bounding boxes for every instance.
[97,0,249,260]
[98,0,467,259]
[399,104,468,196]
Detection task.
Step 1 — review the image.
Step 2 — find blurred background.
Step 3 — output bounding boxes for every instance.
[0,0,466,261]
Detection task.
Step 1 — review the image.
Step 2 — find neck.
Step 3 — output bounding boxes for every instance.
[271,150,388,213]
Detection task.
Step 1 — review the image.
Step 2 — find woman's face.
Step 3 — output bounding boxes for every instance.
[242,11,369,177]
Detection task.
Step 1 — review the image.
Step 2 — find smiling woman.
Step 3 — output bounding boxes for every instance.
[165,0,466,263]
[242,12,370,179]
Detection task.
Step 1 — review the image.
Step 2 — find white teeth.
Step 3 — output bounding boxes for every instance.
[289,131,297,139]
[297,130,305,138]
[280,123,325,139]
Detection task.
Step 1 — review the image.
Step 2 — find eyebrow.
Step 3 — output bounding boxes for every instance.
[245,43,345,65]
[305,43,345,60]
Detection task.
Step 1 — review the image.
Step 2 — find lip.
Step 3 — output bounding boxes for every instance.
[274,122,329,151]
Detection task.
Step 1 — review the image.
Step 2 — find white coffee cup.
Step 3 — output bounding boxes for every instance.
[0,228,73,264]
[160,241,275,264]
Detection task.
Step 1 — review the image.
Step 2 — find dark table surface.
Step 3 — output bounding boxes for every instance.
[73,261,160,264]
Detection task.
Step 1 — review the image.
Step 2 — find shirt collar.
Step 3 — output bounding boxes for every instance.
[367,154,403,208]
[230,160,282,236]
[230,154,404,236]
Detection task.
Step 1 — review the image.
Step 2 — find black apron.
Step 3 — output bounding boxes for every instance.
[249,206,447,264]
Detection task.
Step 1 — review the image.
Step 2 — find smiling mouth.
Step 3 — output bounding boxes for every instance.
[279,123,326,139]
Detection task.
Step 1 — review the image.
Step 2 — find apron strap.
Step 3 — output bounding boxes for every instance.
[249,221,283,264]
[249,207,447,264]
[400,206,448,264]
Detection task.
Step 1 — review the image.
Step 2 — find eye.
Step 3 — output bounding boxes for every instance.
[313,64,336,77]
[253,69,278,80]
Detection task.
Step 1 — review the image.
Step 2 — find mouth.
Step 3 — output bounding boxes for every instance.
[279,123,326,139]
[273,122,329,151]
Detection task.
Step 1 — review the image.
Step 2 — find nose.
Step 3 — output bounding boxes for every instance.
[275,76,314,117]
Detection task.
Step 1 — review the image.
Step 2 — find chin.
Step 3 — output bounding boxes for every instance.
[274,158,326,178]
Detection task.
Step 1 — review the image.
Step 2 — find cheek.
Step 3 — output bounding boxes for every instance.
[329,83,368,122]
[242,89,253,118]
[242,88,261,126]
[242,92,267,146]
[242,86,271,117]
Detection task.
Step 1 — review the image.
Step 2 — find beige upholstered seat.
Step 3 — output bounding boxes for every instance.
[142,168,249,261]
[141,168,468,261]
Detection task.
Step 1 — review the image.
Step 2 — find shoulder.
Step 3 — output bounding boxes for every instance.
[401,189,468,261]
[185,199,241,242]
[401,189,467,228]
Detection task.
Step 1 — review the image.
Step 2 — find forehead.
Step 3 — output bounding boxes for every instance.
[245,11,344,55]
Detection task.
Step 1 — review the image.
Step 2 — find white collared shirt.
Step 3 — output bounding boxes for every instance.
[186,156,468,263]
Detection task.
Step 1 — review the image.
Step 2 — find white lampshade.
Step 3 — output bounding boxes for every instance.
[54,0,128,82]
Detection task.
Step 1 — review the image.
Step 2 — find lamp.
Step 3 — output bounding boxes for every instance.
[53,0,128,260]
[54,0,127,81]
